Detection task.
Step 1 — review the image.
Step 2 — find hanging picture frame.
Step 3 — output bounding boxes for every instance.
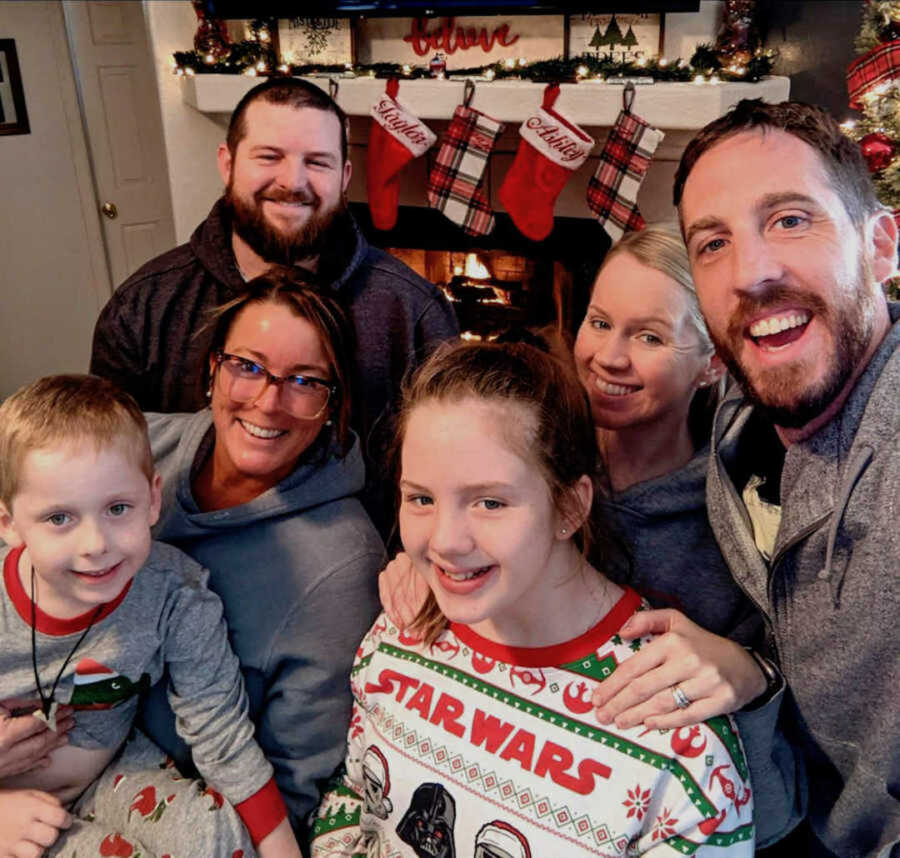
[0,40,30,136]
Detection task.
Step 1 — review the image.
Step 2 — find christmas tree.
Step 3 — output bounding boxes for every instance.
[845,1,900,297]
[846,1,900,212]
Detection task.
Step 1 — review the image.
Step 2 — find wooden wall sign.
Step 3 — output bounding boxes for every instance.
[358,16,566,69]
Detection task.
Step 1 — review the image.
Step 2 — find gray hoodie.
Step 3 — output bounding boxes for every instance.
[601,452,804,848]
[603,449,763,643]
[707,304,900,857]
[140,410,385,837]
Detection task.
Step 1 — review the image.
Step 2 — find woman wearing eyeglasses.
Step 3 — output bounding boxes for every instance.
[139,268,385,840]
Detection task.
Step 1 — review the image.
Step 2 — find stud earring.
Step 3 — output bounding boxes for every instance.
[325,418,333,427]
[560,527,568,535]
[205,387,212,399]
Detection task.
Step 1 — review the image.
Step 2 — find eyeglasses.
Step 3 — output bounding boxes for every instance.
[214,351,336,420]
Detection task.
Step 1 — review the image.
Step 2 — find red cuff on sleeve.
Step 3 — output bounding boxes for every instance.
[235,777,287,845]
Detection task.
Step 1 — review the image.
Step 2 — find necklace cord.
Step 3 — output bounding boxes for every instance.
[30,565,103,716]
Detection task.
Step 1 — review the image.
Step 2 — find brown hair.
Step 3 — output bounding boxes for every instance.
[205,267,355,455]
[395,337,618,644]
[226,77,349,162]
[673,99,881,227]
[0,375,152,508]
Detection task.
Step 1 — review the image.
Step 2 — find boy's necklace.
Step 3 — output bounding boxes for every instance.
[30,565,102,732]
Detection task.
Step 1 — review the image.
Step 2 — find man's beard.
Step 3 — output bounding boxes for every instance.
[224,182,346,266]
[710,261,879,429]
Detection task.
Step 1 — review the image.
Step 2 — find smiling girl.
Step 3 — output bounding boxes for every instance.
[312,339,754,857]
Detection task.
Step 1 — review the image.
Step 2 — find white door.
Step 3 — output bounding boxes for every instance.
[63,0,176,287]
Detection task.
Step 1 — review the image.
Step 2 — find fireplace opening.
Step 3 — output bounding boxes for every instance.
[351,203,612,340]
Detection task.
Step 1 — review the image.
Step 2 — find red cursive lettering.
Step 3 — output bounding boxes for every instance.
[403,17,520,57]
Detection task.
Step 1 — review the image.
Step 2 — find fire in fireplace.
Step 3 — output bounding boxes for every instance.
[351,203,611,340]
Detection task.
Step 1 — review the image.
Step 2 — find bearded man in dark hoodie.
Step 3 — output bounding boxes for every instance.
[90,78,458,532]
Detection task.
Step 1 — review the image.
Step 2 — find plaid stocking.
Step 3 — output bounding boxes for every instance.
[427,99,505,237]
[586,92,664,242]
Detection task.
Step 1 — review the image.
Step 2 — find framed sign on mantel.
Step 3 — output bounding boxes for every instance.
[568,12,663,61]
[278,17,353,65]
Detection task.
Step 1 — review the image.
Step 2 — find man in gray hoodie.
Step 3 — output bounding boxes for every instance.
[594,101,899,857]
[675,100,899,857]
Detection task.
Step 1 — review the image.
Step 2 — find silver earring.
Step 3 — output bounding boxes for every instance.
[205,387,212,399]
[325,418,333,427]
[560,527,568,535]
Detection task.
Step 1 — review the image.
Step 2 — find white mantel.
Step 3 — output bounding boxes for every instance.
[181,74,790,130]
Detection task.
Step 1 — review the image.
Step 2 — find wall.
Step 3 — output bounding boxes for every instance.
[144,0,229,243]
[0,1,110,397]
[666,0,722,61]
[763,0,860,119]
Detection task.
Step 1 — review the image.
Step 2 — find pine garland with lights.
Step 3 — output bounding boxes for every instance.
[172,12,774,84]
[173,43,773,83]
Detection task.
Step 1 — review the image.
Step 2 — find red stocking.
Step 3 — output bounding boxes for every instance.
[367,78,437,230]
[498,84,595,241]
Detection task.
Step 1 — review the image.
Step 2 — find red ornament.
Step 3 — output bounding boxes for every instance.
[192,0,229,59]
[860,132,895,172]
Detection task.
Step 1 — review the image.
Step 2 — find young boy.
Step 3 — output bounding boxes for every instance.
[0,375,302,858]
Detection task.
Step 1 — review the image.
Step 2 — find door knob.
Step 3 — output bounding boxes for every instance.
[101,202,118,219]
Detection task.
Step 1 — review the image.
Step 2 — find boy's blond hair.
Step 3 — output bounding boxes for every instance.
[0,375,153,508]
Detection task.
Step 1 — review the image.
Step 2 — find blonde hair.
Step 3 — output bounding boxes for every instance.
[593,223,725,448]
[0,375,152,508]
[600,222,714,355]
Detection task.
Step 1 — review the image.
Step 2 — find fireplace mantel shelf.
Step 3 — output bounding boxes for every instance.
[181,74,790,130]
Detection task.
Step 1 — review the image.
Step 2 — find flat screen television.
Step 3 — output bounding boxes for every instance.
[205,1,699,17]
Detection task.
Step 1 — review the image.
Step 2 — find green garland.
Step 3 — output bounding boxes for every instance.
[173,41,774,84]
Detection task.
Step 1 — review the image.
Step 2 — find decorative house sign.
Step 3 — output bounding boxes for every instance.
[568,13,663,62]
